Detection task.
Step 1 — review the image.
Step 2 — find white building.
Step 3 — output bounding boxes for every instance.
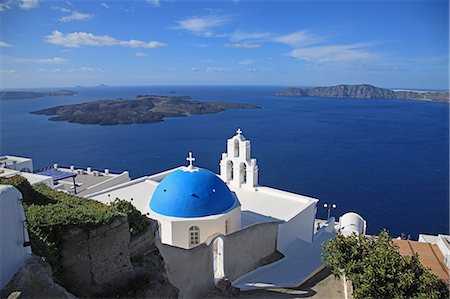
[0,155,33,173]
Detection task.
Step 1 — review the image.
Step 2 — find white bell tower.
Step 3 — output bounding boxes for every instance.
[220,129,259,189]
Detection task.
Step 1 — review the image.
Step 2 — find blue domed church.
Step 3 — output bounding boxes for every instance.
[149,158,242,249]
[89,129,334,297]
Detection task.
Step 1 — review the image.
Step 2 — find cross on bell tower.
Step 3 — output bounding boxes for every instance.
[236,128,242,136]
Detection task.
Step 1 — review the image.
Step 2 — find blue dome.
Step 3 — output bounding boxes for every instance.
[149,168,235,218]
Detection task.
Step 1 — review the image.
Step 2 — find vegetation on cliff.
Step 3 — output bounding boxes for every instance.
[322,230,449,299]
[274,84,449,103]
[31,95,261,125]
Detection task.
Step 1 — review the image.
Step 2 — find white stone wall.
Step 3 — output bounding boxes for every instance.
[277,201,316,250]
[0,185,32,288]
[153,205,241,250]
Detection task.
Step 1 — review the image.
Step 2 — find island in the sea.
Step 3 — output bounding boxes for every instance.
[273,84,449,103]
[31,95,261,125]
[0,90,77,100]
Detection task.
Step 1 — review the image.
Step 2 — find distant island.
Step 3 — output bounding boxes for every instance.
[0,90,77,100]
[31,95,261,125]
[273,84,449,103]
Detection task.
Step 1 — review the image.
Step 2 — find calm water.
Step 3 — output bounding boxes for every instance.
[1,86,448,238]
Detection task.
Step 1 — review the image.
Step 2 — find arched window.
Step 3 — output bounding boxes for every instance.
[225,220,228,234]
[234,139,240,157]
[189,226,200,247]
[227,160,234,181]
[240,163,247,184]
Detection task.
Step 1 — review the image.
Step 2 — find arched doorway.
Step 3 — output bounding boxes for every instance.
[212,236,225,284]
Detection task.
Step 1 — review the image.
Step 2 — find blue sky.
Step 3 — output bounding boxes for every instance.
[0,0,448,89]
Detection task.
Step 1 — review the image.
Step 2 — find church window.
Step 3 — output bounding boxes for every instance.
[227,160,234,181]
[225,220,228,234]
[240,163,247,184]
[234,139,239,157]
[189,226,200,246]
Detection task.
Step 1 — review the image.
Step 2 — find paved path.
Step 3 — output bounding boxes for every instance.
[232,227,335,291]
[209,268,345,299]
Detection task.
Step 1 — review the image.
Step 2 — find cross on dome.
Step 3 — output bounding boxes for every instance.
[236,128,242,136]
[186,152,196,168]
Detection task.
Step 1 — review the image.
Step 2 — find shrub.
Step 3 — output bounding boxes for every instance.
[323,230,449,299]
[1,176,123,272]
[110,199,150,236]
[0,175,54,205]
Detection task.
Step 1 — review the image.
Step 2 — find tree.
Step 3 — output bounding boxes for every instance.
[322,230,449,299]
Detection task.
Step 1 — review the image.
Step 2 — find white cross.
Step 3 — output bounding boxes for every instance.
[236,128,242,135]
[186,152,195,167]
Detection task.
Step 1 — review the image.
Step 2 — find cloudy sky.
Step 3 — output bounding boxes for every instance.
[0,0,448,89]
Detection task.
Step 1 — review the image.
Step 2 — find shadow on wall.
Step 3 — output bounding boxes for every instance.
[156,221,280,298]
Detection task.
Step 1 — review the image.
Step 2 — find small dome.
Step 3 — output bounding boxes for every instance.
[150,168,235,218]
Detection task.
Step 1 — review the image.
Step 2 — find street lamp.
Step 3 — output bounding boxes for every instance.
[323,203,337,220]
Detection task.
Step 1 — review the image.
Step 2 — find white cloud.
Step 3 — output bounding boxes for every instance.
[51,5,71,12]
[205,67,223,72]
[0,41,13,47]
[239,59,253,65]
[147,0,160,7]
[19,0,38,9]
[135,52,148,57]
[226,31,271,42]
[5,56,68,64]
[173,15,229,36]
[80,66,102,72]
[44,31,167,48]
[59,11,93,22]
[290,43,376,63]
[1,0,38,11]
[0,69,17,74]
[190,43,209,48]
[225,43,261,49]
[101,2,110,9]
[273,30,322,47]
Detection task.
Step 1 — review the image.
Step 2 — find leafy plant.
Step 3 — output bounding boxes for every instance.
[110,198,150,236]
[322,230,449,299]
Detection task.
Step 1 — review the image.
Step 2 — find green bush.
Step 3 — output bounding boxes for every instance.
[0,175,54,205]
[323,230,449,299]
[1,176,123,272]
[110,199,150,236]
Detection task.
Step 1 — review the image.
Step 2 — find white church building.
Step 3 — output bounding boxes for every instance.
[88,129,337,296]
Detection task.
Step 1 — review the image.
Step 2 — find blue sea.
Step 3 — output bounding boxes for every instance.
[1,86,448,238]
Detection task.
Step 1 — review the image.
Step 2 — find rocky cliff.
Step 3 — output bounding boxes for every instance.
[274,84,449,103]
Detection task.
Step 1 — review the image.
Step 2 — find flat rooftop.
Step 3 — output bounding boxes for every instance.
[0,155,31,164]
[393,239,449,281]
[89,167,317,226]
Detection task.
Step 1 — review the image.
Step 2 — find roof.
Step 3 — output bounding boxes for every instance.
[393,239,449,281]
[150,167,236,218]
[35,167,77,182]
[89,166,317,225]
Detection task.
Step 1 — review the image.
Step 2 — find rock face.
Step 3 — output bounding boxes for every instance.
[274,84,449,103]
[31,95,261,125]
[58,216,135,297]
[0,255,76,299]
[0,90,77,100]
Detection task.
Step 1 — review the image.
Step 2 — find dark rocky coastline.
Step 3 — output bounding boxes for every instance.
[273,84,449,103]
[0,90,77,100]
[31,95,261,125]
